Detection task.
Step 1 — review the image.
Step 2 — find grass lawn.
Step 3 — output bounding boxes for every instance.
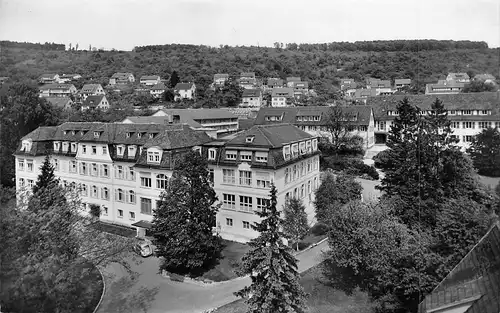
[290,231,328,252]
[478,175,500,189]
[215,265,374,313]
[93,221,136,238]
[201,240,252,282]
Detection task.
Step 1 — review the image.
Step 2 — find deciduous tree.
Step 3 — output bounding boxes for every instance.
[467,127,500,177]
[283,198,309,251]
[152,151,223,277]
[235,185,308,313]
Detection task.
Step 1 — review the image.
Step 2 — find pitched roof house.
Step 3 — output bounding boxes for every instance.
[418,222,500,313]
[271,88,295,107]
[425,81,465,95]
[241,89,263,108]
[45,97,74,110]
[140,75,161,86]
[474,74,496,84]
[109,72,135,85]
[39,84,77,98]
[80,84,105,100]
[214,74,229,86]
[447,72,470,83]
[150,83,167,98]
[81,95,110,111]
[39,74,60,84]
[267,78,284,89]
[173,82,196,100]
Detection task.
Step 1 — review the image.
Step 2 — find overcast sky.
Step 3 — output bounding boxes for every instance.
[0,0,499,50]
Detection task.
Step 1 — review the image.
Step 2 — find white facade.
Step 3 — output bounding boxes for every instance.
[271,96,289,107]
[140,76,161,86]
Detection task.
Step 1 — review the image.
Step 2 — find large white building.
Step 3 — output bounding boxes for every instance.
[15,122,320,243]
[367,92,500,149]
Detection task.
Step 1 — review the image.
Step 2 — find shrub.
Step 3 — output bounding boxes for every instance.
[310,223,329,236]
[373,150,393,169]
[89,204,101,218]
[297,241,311,251]
[169,272,185,282]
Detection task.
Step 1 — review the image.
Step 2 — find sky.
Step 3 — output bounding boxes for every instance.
[0,0,499,50]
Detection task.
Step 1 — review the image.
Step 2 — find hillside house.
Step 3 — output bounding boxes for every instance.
[241,89,262,108]
[214,74,229,86]
[239,72,256,89]
[286,77,301,88]
[266,78,284,89]
[109,72,135,85]
[174,82,196,101]
[271,88,294,107]
[149,83,166,98]
[45,97,74,110]
[425,81,465,95]
[39,74,60,84]
[447,72,470,83]
[474,74,496,84]
[80,84,105,100]
[140,75,161,86]
[0,77,9,85]
[394,78,411,91]
[340,79,357,91]
[81,95,110,111]
[39,84,77,98]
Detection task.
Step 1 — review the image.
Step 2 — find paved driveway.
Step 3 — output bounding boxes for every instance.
[97,240,328,313]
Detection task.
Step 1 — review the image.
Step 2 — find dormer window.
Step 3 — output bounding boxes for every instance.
[126,132,131,138]
[82,145,87,154]
[149,133,157,139]
[283,145,291,161]
[128,145,136,158]
[93,131,100,138]
[312,139,318,151]
[225,150,237,160]
[192,146,202,155]
[291,143,299,158]
[306,140,312,152]
[21,140,32,152]
[71,143,77,152]
[245,136,255,143]
[137,133,142,138]
[80,131,85,136]
[72,131,76,136]
[299,142,306,155]
[255,152,268,163]
[240,151,252,162]
[147,148,161,163]
[208,148,217,160]
[63,130,68,135]
[54,141,60,151]
[62,142,69,152]
[117,145,124,156]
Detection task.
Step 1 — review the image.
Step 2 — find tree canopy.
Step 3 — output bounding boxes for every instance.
[467,127,500,177]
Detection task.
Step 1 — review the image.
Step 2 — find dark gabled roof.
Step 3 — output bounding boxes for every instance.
[239,118,255,130]
[214,73,229,79]
[240,72,255,77]
[124,116,202,128]
[154,108,237,120]
[448,72,470,80]
[286,77,301,82]
[140,75,160,80]
[355,89,378,98]
[226,124,315,148]
[111,72,133,79]
[271,88,294,97]
[367,92,500,119]
[474,74,496,81]
[419,222,500,313]
[39,83,75,90]
[21,126,58,141]
[45,97,73,109]
[82,95,106,108]
[81,84,102,93]
[143,125,212,149]
[395,79,411,85]
[174,82,194,91]
[267,78,284,86]
[254,106,373,126]
[242,89,262,97]
[40,73,58,79]
[151,83,166,90]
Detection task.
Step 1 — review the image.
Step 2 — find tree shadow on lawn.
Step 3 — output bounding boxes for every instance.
[98,271,160,313]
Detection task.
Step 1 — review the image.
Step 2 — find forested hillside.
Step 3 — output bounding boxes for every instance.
[0,40,498,96]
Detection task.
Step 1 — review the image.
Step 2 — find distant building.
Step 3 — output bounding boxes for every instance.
[239,72,256,89]
[173,82,196,101]
[45,97,74,110]
[214,74,229,87]
[59,74,82,83]
[140,75,161,86]
[241,89,262,108]
[124,108,239,136]
[394,78,411,91]
[446,72,470,83]
[474,74,496,84]
[266,78,284,89]
[418,222,500,313]
[254,106,375,149]
[39,84,77,98]
[354,89,378,103]
[81,95,110,111]
[271,88,294,107]
[80,84,105,100]
[109,73,135,85]
[39,74,60,84]
[0,77,9,85]
[150,83,166,98]
[340,79,357,91]
[286,77,301,87]
[425,81,465,95]
[367,92,500,148]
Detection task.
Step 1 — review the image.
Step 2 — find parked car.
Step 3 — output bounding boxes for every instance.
[133,238,156,257]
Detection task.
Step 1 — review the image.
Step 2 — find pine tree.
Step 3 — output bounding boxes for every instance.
[283,198,309,251]
[169,70,180,88]
[152,151,223,277]
[235,184,308,313]
[32,155,59,194]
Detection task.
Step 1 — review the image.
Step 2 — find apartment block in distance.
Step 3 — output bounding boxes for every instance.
[204,124,321,242]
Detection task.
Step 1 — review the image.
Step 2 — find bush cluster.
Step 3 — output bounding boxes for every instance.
[322,156,379,180]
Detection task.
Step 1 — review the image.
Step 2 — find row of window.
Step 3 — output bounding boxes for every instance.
[18,178,34,188]
[17,159,34,172]
[299,125,369,132]
[387,110,491,116]
[222,194,270,212]
[222,150,268,163]
[140,174,169,189]
[222,169,271,188]
[283,139,318,161]
[376,121,500,130]
[285,157,319,185]
[54,141,108,155]
[224,218,251,229]
[285,177,318,200]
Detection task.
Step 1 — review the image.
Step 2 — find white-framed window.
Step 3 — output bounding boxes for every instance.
[156,174,168,189]
[300,162,304,176]
[18,159,25,171]
[140,198,152,215]
[223,194,236,210]
[128,167,135,181]
[312,139,318,151]
[308,180,311,194]
[27,179,34,188]
[292,144,299,158]
[462,110,472,115]
[54,141,60,151]
[118,209,123,218]
[314,177,318,189]
[126,132,131,138]
[293,188,298,199]
[117,145,124,156]
[226,218,233,226]
[82,145,87,154]
[208,168,214,183]
[299,142,306,155]
[306,140,312,152]
[496,122,500,128]
[128,146,136,158]
[193,146,201,155]
[301,184,305,198]
[243,221,250,229]
[479,121,491,129]
[255,152,268,163]
[239,170,252,186]
[26,159,33,172]
[449,110,456,115]
[285,168,290,184]
[225,150,237,160]
[102,206,108,216]
[292,165,297,180]
[239,196,252,212]
[463,121,475,129]
[116,189,124,202]
[71,143,77,152]
[91,146,97,155]
[100,164,109,177]
[91,163,98,176]
[141,176,152,188]
[256,198,269,211]
[240,151,252,162]
[101,187,109,200]
[115,165,124,179]
[80,162,87,175]
[464,135,473,142]
[451,121,460,129]
[223,169,236,184]
[80,184,88,196]
[129,212,135,220]
[93,131,100,138]
[283,145,291,160]
[314,156,319,170]
[19,178,25,187]
[68,160,76,173]
[208,148,217,160]
[128,190,136,204]
[91,185,98,198]
[256,172,271,188]
[62,142,69,152]
[147,151,161,163]
[53,158,59,171]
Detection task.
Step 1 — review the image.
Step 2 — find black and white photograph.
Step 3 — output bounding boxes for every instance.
[0,0,499,312]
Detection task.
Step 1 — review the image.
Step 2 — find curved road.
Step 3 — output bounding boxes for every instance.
[97,240,328,313]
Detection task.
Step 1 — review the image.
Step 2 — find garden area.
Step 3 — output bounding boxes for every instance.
[200,239,252,282]
[92,221,137,238]
[215,265,374,313]
[76,262,105,313]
